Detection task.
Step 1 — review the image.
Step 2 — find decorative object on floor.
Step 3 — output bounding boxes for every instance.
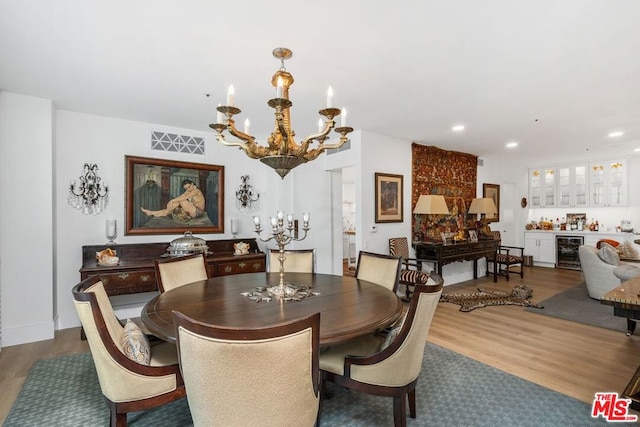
[209,47,353,179]
[235,175,259,212]
[253,211,310,298]
[440,285,543,312]
[525,282,631,334]
[374,172,403,223]
[5,343,611,427]
[68,163,109,215]
[125,156,224,235]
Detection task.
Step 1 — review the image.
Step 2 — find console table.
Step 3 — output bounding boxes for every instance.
[412,240,499,279]
[80,238,266,297]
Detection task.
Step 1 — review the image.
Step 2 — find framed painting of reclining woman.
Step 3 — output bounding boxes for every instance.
[125,155,224,235]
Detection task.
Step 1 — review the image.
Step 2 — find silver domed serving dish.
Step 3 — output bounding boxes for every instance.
[165,231,211,256]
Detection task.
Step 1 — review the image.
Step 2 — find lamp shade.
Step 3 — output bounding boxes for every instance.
[413,195,450,215]
[468,198,498,215]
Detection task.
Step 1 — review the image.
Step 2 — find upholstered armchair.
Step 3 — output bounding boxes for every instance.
[268,248,316,273]
[319,272,444,426]
[579,245,640,299]
[153,253,209,293]
[486,231,525,282]
[173,311,321,426]
[72,275,185,427]
[389,237,431,300]
[356,251,402,294]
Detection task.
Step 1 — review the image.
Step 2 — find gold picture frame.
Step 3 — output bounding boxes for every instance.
[125,155,224,235]
[375,173,403,223]
[482,183,500,223]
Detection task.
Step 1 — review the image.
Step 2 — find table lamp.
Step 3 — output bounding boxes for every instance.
[413,195,450,241]
[468,197,498,239]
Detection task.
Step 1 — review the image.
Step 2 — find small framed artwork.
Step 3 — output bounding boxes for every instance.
[482,183,500,223]
[468,229,478,242]
[125,155,224,235]
[375,172,403,223]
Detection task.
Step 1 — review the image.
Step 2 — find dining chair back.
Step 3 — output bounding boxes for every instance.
[389,237,431,300]
[154,253,209,293]
[355,250,402,293]
[268,248,316,273]
[486,230,525,282]
[319,272,444,426]
[173,310,321,427]
[72,275,185,427]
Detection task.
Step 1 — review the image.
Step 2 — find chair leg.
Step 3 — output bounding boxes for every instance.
[408,389,416,418]
[393,394,407,427]
[505,263,510,281]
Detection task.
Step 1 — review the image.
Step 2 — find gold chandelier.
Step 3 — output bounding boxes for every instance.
[209,47,354,178]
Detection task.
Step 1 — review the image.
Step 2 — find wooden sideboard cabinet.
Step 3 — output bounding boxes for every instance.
[80,238,266,296]
[413,240,498,279]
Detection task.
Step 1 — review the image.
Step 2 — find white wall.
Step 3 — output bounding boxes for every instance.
[0,92,55,346]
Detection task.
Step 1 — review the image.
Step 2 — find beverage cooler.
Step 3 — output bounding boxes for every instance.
[556,235,584,270]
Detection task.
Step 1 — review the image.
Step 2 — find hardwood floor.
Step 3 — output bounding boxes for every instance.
[1,266,639,423]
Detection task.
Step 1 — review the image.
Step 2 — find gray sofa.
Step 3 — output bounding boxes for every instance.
[578,245,640,300]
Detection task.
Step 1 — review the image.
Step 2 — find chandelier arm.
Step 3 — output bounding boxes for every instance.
[312,135,351,151]
[215,134,262,159]
[295,122,334,155]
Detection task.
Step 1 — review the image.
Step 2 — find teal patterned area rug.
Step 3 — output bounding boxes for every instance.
[5,342,624,426]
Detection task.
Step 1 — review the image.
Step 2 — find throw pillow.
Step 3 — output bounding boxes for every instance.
[599,242,621,266]
[379,313,406,351]
[121,319,151,365]
[622,240,640,260]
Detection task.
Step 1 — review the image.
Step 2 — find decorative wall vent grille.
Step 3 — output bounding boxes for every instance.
[326,139,351,155]
[151,131,206,155]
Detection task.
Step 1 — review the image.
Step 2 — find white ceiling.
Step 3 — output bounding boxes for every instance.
[2,0,639,163]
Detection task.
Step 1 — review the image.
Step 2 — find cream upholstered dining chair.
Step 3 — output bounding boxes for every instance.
[355,251,402,294]
[72,275,185,427]
[268,248,316,273]
[319,272,444,427]
[153,253,209,293]
[173,311,321,427]
[389,237,431,300]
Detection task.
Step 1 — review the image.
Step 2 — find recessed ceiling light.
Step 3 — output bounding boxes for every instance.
[506,141,518,148]
[608,131,624,138]
[452,125,465,132]
[634,148,640,152]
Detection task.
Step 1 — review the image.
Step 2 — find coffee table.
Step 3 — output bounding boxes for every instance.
[601,276,640,410]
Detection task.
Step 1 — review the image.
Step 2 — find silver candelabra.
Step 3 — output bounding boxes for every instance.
[253,211,310,298]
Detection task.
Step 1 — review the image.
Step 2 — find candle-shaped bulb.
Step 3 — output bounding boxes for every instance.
[326,86,334,108]
[276,76,284,98]
[340,107,347,127]
[318,118,323,133]
[287,213,293,222]
[244,118,250,134]
[253,215,261,225]
[277,211,284,219]
[270,217,278,226]
[216,103,224,124]
[303,212,310,222]
[227,85,235,106]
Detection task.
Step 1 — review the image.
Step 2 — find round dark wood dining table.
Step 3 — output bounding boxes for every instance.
[141,272,404,347]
